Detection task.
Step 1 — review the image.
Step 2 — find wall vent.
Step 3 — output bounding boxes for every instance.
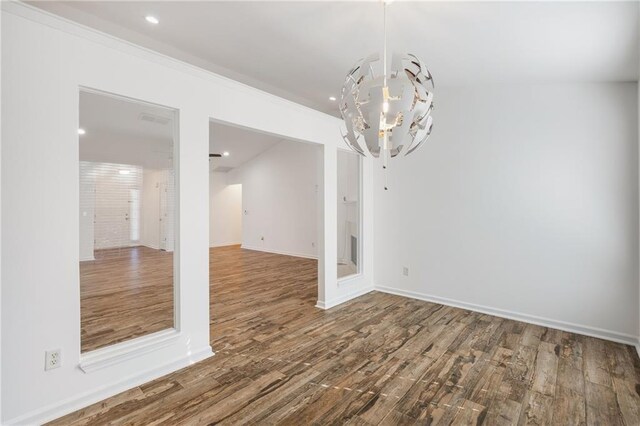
[139,112,170,125]
[213,166,234,173]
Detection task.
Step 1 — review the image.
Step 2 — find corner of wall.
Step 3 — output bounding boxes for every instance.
[315,285,374,310]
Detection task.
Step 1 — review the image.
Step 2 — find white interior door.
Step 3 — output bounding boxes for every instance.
[94,172,133,250]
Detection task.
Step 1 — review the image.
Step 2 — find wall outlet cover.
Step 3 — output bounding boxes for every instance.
[45,349,62,371]
[402,267,409,277]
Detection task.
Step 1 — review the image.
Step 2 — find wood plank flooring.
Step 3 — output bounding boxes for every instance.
[80,246,174,352]
[56,245,640,425]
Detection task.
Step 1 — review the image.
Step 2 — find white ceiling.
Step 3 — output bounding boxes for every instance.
[32,1,639,116]
[209,122,283,172]
[80,91,284,172]
[79,90,175,169]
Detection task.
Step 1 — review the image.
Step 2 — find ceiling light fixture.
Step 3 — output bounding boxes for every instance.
[118,170,130,175]
[222,151,230,157]
[145,16,159,24]
[329,96,337,101]
[339,0,434,190]
[78,128,86,135]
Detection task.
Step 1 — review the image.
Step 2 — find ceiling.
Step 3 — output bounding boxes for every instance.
[79,90,175,169]
[32,1,639,116]
[209,122,283,172]
[80,91,284,172]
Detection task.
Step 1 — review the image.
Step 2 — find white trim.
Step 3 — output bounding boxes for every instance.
[338,272,364,287]
[241,244,318,260]
[80,243,163,259]
[375,285,640,346]
[4,347,213,426]
[316,286,374,310]
[79,329,182,373]
[210,242,242,248]
[636,344,640,360]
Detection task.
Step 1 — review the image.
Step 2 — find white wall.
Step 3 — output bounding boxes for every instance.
[79,162,96,260]
[1,3,375,424]
[374,83,640,344]
[91,163,143,250]
[209,171,242,247]
[79,165,173,254]
[157,169,175,252]
[228,139,320,258]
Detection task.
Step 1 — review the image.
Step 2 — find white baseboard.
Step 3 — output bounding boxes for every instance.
[316,286,374,310]
[375,285,639,347]
[5,347,214,426]
[79,255,95,262]
[241,245,318,260]
[210,242,241,248]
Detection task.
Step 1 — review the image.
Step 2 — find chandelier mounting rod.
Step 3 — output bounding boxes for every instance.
[383,1,387,88]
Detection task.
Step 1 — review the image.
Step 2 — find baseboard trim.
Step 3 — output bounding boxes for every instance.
[316,286,374,310]
[5,347,214,426]
[210,242,242,248]
[375,285,639,346]
[241,245,318,260]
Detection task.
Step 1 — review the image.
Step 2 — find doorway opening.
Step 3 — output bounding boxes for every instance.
[207,119,322,347]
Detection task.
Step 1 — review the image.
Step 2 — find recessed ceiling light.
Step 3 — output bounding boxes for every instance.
[329,96,337,101]
[145,16,159,24]
[222,151,230,157]
[78,128,86,135]
[119,170,130,175]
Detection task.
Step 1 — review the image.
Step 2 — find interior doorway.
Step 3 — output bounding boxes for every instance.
[207,119,323,345]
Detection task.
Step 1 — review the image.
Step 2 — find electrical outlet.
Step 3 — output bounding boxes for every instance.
[311,242,315,247]
[260,236,264,241]
[45,349,62,371]
[402,266,409,277]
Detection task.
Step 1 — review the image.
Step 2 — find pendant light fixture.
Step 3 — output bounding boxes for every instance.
[339,0,435,190]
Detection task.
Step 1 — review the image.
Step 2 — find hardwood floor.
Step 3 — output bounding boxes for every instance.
[80,246,174,352]
[56,245,640,425]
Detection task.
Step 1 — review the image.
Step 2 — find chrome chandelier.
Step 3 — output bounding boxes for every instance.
[340,1,434,190]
